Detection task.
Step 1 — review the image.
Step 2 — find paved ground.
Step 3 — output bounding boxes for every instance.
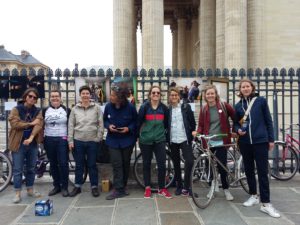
[0,173,299,225]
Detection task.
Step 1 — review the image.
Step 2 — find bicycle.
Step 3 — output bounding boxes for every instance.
[133,144,176,191]
[0,150,13,192]
[190,134,250,209]
[271,123,300,181]
[0,145,88,192]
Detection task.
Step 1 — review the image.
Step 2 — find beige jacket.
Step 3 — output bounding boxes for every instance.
[8,107,43,152]
[68,102,104,144]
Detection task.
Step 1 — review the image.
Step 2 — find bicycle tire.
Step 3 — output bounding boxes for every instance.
[270,143,299,181]
[190,150,217,209]
[0,151,13,192]
[133,151,175,191]
[68,152,88,186]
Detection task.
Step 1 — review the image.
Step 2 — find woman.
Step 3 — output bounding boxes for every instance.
[196,84,235,201]
[43,90,70,197]
[68,85,104,197]
[8,88,43,203]
[137,86,172,199]
[168,87,195,196]
[103,84,137,200]
[234,78,280,218]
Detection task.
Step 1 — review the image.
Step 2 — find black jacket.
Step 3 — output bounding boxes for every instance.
[167,103,196,144]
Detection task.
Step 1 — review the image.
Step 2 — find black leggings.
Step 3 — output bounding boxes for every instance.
[211,147,229,189]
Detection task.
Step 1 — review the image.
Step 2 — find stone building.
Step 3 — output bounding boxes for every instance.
[0,45,48,73]
[113,0,300,71]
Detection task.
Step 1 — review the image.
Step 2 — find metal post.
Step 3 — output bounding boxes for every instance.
[272,90,279,173]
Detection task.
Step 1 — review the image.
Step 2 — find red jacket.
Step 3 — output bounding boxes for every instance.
[197,101,235,147]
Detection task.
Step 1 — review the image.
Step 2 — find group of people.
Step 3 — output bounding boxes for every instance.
[8,78,280,218]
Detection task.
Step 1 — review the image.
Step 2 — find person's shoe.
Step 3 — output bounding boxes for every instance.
[61,189,69,197]
[260,203,280,218]
[181,189,189,197]
[224,189,234,201]
[27,190,41,198]
[124,186,130,196]
[175,187,182,196]
[106,190,126,200]
[13,194,21,204]
[158,188,172,199]
[243,195,259,207]
[144,187,152,199]
[91,188,100,197]
[48,187,61,196]
[69,187,81,197]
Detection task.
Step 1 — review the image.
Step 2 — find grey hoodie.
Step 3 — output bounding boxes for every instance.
[68,101,104,144]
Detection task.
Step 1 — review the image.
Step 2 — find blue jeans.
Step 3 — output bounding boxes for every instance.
[44,136,69,190]
[12,142,38,190]
[74,140,98,188]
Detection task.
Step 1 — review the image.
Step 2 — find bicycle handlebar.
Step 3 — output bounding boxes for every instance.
[195,133,227,140]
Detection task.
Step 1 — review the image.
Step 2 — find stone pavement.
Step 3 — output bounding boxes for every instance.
[0,174,299,225]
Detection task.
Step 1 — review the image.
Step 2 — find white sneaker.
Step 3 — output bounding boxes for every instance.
[215,180,220,192]
[243,195,259,207]
[224,189,234,201]
[13,194,21,204]
[260,203,281,218]
[206,182,215,199]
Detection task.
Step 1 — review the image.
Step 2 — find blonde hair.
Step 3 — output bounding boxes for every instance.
[202,84,220,102]
[237,78,256,97]
[168,87,180,103]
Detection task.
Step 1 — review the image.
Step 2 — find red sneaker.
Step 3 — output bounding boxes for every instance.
[144,187,152,199]
[158,188,172,199]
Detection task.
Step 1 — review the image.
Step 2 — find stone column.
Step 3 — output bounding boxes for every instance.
[199,0,216,70]
[113,0,135,71]
[171,23,178,70]
[191,17,199,69]
[216,0,225,70]
[247,0,263,69]
[142,0,164,70]
[177,18,186,70]
[225,0,247,70]
[185,21,192,70]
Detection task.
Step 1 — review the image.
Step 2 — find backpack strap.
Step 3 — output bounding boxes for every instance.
[220,102,228,118]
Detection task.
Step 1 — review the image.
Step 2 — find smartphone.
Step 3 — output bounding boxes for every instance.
[116,127,124,131]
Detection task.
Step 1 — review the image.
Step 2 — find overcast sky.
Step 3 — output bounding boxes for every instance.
[2,0,172,70]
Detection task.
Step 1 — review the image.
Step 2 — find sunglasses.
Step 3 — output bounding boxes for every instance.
[151,91,160,95]
[28,94,38,100]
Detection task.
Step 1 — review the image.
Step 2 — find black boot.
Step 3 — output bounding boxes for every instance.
[69,187,81,197]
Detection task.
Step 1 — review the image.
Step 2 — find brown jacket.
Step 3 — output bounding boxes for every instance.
[8,107,44,152]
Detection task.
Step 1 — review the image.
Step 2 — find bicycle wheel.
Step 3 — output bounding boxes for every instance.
[133,151,175,191]
[190,151,217,209]
[226,149,238,187]
[68,152,88,186]
[0,151,13,192]
[270,143,299,181]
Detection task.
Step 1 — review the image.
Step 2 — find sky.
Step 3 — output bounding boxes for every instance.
[2,0,172,70]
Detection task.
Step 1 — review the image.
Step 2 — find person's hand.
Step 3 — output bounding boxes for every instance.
[118,127,129,133]
[69,143,74,151]
[269,142,274,151]
[192,131,197,137]
[231,132,238,138]
[238,129,246,136]
[29,119,40,126]
[23,136,34,145]
[109,124,118,133]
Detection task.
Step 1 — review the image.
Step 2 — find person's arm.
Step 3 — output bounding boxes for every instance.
[23,110,44,145]
[187,104,196,131]
[262,98,274,142]
[197,106,204,134]
[68,108,75,148]
[97,105,104,141]
[136,103,146,135]
[103,104,110,130]
[9,108,31,130]
[127,105,138,135]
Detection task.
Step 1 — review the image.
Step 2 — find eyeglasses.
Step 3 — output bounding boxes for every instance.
[151,91,160,95]
[170,94,178,97]
[28,94,37,100]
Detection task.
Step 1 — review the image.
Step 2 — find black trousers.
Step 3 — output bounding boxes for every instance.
[170,141,194,190]
[211,146,229,189]
[140,142,166,189]
[239,142,270,203]
[109,146,134,191]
